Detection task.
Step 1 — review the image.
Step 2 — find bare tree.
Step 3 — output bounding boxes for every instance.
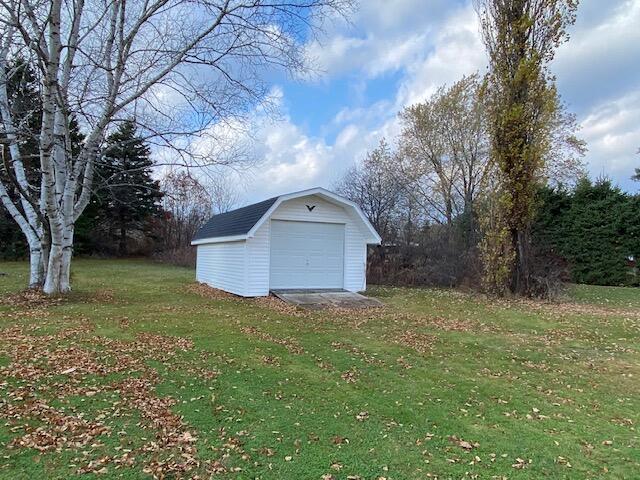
[206,176,238,214]
[0,0,352,293]
[159,171,212,253]
[335,139,404,241]
[398,75,491,226]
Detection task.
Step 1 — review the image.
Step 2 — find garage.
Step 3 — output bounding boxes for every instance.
[191,187,381,297]
[270,220,345,290]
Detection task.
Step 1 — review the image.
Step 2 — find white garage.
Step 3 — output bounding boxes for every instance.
[191,187,381,297]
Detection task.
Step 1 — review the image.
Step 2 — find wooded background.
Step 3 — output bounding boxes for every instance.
[1,0,638,295]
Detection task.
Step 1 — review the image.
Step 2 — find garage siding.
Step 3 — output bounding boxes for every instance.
[245,221,271,296]
[196,241,248,296]
[245,195,369,294]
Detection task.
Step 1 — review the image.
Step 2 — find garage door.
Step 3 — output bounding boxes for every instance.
[270,220,344,289]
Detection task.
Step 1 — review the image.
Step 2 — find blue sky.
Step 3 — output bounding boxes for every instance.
[231,0,640,203]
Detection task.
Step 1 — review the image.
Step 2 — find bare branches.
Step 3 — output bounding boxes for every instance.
[399,75,491,226]
[335,139,404,240]
[0,0,354,292]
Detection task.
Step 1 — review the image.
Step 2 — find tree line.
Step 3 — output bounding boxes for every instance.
[336,0,639,294]
[1,0,638,296]
[1,88,234,265]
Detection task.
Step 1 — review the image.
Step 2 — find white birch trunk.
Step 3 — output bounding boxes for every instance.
[28,245,43,287]
[1,0,339,294]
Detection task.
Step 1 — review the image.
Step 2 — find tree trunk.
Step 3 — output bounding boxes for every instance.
[28,242,44,288]
[510,228,531,295]
[43,224,74,294]
[43,242,63,294]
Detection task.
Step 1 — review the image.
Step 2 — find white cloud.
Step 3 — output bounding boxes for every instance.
[327,4,486,154]
[580,91,640,188]
[394,4,485,108]
[553,0,640,112]
[197,0,640,203]
[190,87,377,202]
[305,0,453,79]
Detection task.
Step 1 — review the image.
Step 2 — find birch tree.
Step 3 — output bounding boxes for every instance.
[0,0,352,294]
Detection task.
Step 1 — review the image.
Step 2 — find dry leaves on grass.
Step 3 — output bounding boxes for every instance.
[0,288,63,308]
[492,296,640,321]
[87,288,116,303]
[340,368,359,384]
[261,355,281,366]
[240,326,305,354]
[252,295,309,318]
[393,331,436,354]
[316,307,386,329]
[390,311,496,334]
[184,282,238,300]
[448,435,479,451]
[355,411,369,421]
[6,400,110,453]
[331,342,385,366]
[0,322,221,479]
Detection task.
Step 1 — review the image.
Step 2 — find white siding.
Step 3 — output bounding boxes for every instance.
[196,193,372,296]
[196,241,247,296]
[270,195,368,292]
[270,220,344,289]
[245,221,271,296]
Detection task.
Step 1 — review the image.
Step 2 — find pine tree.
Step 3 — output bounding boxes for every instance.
[91,120,162,256]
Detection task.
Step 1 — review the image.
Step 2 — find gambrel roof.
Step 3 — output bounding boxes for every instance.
[191,187,381,245]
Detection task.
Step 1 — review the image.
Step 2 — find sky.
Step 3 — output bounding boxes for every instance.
[224,0,640,204]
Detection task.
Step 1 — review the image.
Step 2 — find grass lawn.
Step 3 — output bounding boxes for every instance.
[0,259,638,479]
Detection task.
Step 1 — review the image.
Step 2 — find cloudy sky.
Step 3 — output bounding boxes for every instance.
[229,0,640,204]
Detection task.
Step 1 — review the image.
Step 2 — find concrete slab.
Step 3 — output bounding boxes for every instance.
[271,290,383,309]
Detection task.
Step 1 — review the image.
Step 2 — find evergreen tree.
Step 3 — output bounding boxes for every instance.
[89,120,162,256]
[532,185,572,255]
[535,178,640,286]
[564,178,631,285]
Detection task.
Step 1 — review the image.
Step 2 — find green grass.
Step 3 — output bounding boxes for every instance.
[0,259,638,479]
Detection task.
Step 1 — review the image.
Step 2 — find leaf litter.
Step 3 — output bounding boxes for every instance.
[0,320,227,478]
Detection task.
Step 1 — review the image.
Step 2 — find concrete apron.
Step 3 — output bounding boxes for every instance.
[270,289,383,310]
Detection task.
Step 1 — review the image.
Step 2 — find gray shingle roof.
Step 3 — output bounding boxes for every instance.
[192,196,278,241]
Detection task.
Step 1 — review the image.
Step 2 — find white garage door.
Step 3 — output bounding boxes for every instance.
[270,220,345,289]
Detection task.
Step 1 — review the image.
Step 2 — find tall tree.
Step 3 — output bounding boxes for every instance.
[399,74,491,228]
[93,120,162,256]
[476,0,579,295]
[0,0,353,294]
[158,171,213,254]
